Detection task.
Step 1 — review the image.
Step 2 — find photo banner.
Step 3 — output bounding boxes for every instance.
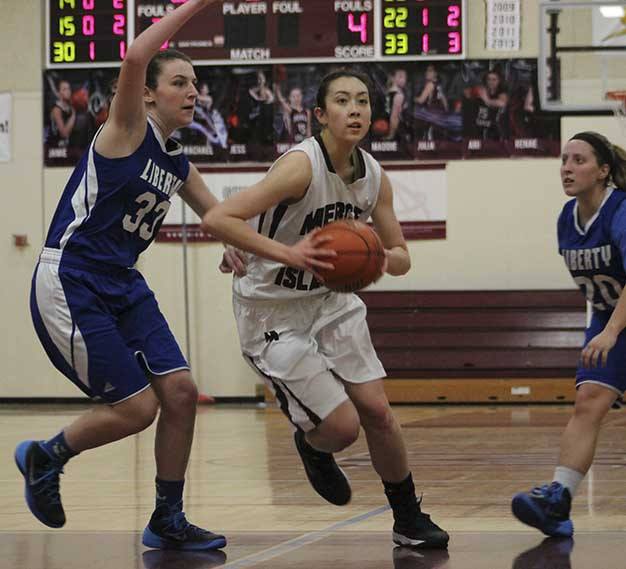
[0,92,11,162]
[42,58,560,167]
[155,164,447,242]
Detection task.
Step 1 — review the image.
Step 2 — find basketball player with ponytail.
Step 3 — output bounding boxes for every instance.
[204,69,449,549]
[16,0,235,551]
[512,132,626,537]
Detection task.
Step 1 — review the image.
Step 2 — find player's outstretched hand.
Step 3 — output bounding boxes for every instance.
[288,228,337,277]
[219,246,247,276]
[581,329,617,368]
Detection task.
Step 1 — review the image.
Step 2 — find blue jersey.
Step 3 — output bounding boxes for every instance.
[45,118,190,269]
[558,188,626,312]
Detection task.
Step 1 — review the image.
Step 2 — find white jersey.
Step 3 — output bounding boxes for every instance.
[233,135,382,300]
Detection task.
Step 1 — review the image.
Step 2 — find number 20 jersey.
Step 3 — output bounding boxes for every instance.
[44,118,190,268]
[557,188,626,312]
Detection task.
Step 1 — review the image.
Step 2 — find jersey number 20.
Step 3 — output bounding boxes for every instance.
[574,275,623,311]
[122,191,170,240]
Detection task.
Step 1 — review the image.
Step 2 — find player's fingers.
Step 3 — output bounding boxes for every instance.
[591,348,601,368]
[310,234,336,249]
[311,246,337,258]
[226,253,247,276]
[307,258,335,270]
[600,349,609,368]
[581,347,591,368]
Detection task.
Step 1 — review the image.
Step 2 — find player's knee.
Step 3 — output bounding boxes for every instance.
[134,403,159,432]
[159,372,198,413]
[332,423,360,451]
[574,387,613,423]
[359,401,396,434]
[123,396,159,433]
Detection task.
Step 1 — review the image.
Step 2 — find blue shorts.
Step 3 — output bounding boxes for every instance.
[30,248,189,404]
[575,310,626,396]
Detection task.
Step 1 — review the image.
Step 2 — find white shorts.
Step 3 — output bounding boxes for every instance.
[233,292,386,432]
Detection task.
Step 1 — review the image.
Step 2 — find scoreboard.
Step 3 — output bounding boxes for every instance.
[47,0,466,67]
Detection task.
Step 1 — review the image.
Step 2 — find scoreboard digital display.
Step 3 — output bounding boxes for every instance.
[47,0,129,66]
[381,1,464,59]
[46,0,465,68]
[134,0,375,61]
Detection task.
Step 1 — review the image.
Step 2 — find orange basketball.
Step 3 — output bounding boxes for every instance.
[315,220,385,293]
[371,118,389,136]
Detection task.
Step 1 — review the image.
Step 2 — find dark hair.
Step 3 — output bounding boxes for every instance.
[146,49,193,90]
[570,131,626,189]
[316,69,373,110]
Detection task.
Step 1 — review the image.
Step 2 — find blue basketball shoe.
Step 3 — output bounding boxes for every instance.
[142,502,226,551]
[14,440,65,528]
[511,482,573,537]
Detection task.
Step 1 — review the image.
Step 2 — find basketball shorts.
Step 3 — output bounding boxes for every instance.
[576,309,626,398]
[30,248,189,404]
[233,291,386,432]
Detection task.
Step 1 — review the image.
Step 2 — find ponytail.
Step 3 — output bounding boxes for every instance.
[612,143,626,190]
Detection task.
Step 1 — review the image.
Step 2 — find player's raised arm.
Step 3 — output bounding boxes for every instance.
[97,0,220,156]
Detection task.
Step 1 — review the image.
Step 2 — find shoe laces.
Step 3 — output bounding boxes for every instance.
[532,482,565,504]
[32,464,63,506]
[154,501,205,538]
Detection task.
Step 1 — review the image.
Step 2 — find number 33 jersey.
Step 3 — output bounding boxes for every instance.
[44,118,189,268]
[558,187,626,312]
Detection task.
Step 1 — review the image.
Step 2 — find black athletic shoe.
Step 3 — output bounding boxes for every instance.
[142,503,227,551]
[15,440,66,528]
[391,497,449,549]
[293,430,351,506]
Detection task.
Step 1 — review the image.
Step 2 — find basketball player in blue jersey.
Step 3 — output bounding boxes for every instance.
[512,131,626,537]
[203,69,449,549]
[14,0,244,551]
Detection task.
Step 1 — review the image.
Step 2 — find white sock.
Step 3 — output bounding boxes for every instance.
[553,465,584,496]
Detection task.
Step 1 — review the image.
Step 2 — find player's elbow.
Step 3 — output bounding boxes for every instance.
[388,251,411,276]
[201,208,221,236]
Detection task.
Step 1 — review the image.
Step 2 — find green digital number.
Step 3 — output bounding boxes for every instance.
[383,7,408,29]
[59,16,76,36]
[52,41,76,62]
[384,33,408,55]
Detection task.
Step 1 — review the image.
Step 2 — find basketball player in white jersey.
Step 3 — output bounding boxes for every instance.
[204,69,449,549]
[15,0,243,551]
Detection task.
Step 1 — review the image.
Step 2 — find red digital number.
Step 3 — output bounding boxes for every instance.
[448,31,461,53]
[448,5,461,27]
[347,13,368,44]
[113,14,126,36]
[83,15,95,36]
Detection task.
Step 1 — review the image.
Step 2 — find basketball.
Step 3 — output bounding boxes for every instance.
[371,118,389,136]
[315,220,385,293]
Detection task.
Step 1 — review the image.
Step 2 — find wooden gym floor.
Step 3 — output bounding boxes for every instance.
[1,402,625,568]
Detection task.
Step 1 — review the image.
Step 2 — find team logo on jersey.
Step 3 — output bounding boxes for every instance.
[264,330,280,343]
[139,158,184,197]
[274,267,322,291]
[561,245,612,271]
[300,202,364,235]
